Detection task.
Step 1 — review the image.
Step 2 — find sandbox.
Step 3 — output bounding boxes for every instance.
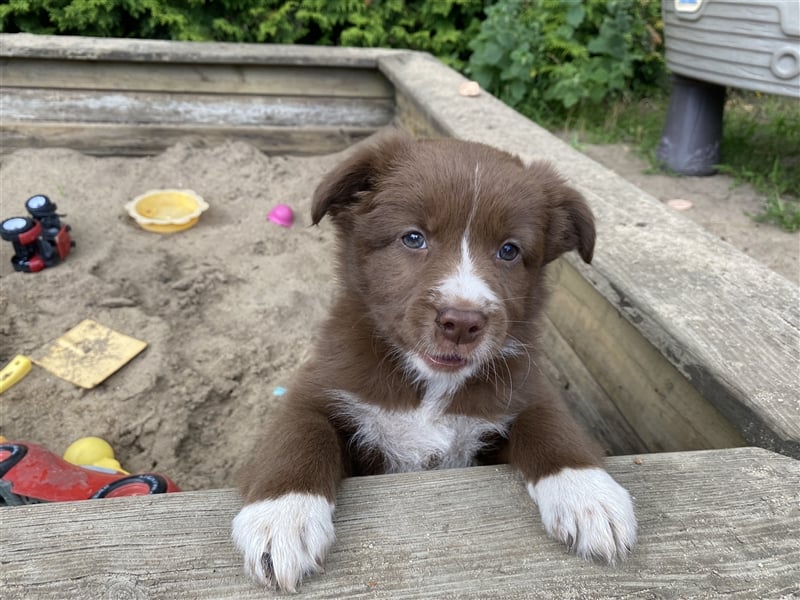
[1,35,798,598]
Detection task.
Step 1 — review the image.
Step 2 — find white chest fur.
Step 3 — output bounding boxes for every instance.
[330,390,508,473]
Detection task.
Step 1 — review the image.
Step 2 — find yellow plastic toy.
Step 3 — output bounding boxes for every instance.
[0,354,32,394]
[125,189,209,233]
[63,437,129,474]
[33,319,147,390]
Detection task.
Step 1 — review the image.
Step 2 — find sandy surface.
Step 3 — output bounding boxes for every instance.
[1,140,345,491]
[1,135,796,493]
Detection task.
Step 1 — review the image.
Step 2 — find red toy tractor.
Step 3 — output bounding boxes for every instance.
[0,441,180,505]
[0,195,74,273]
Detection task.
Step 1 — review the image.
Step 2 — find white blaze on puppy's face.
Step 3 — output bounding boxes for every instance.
[436,236,500,309]
[436,162,498,308]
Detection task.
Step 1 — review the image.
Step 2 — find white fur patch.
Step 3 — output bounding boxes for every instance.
[405,353,478,389]
[331,389,507,473]
[436,237,499,307]
[231,493,335,592]
[528,467,637,563]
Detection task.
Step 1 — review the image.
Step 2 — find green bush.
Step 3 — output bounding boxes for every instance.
[467,0,666,125]
[0,0,486,70]
[2,1,665,105]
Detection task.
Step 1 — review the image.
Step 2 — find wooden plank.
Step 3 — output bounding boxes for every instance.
[0,122,376,156]
[2,448,798,598]
[382,52,800,458]
[538,317,649,456]
[546,260,746,453]
[2,88,394,128]
[0,33,402,68]
[1,58,395,97]
[393,90,447,138]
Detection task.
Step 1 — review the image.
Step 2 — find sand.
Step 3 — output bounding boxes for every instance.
[1,140,346,491]
[1,136,796,493]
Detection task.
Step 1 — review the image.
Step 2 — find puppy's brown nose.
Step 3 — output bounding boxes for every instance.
[436,308,486,344]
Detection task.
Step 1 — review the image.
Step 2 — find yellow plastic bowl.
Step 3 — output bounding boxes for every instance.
[125,189,209,233]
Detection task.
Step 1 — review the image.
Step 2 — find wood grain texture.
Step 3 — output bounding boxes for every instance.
[3,88,394,128]
[0,35,394,157]
[1,122,376,156]
[538,316,649,457]
[3,448,798,599]
[0,33,402,67]
[383,52,800,458]
[546,260,746,453]
[2,58,394,98]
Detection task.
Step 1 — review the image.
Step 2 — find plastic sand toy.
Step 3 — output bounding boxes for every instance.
[267,204,295,227]
[0,439,180,505]
[0,355,31,394]
[125,189,208,233]
[63,436,129,474]
[0,194,74,272]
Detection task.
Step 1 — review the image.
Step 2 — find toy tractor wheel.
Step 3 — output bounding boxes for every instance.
[0,217,38,243]
[92,474,170,498]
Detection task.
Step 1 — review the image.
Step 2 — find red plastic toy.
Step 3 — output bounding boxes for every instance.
[0,441,180,505]
[0,195,74,273]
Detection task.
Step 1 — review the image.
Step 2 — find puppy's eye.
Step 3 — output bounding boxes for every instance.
[401,231,427,250]
[497,242,520,261]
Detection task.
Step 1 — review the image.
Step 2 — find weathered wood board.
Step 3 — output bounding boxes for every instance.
[0,33,401,67]
[3,88,394,127]
[546,260,746,453]
[2,59,395,97]
[2,448,798,599]
[0,35,396,156]
[537,318,650,456]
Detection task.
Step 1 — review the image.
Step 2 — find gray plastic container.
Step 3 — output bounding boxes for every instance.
[662,0,799,98]
[657,0,799,175]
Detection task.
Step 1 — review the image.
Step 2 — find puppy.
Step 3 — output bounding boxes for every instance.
[232,132,636,591]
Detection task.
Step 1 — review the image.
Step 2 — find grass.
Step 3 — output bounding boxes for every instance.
[551,96,668,156]
[718,93,800,232]
[550,91,800,232]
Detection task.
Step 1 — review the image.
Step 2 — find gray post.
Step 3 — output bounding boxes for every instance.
[656,74,726,176]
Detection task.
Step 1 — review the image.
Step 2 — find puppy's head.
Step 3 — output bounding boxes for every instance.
[313,131,594,388]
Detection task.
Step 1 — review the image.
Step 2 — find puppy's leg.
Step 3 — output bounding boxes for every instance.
[232,402,344,592]
[506,395,637,562]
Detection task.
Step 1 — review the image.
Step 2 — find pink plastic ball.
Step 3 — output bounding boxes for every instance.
[267,204,294,227]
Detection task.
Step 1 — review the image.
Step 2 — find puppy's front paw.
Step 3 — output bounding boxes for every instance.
[528,467,636,563]
[232,493,335,592]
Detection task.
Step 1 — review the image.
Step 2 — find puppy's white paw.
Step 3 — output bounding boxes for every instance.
[528,467,636,563]
[232,493,335,592]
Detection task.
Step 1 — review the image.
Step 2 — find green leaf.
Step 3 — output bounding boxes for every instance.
[566,4,585,28]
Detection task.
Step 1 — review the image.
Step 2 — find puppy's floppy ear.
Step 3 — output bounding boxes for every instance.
[530,162,596,264]
[311,130,414,226]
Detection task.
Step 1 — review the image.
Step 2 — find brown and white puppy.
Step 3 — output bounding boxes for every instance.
[232,132,636,591]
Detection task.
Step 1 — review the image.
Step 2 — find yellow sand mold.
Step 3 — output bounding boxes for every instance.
[32,319,147,389]
[125,189,208,233]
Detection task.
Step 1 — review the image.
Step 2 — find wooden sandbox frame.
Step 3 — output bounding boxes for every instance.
[1,35,798,598]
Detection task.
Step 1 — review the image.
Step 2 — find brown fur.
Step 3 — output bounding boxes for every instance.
[237,131,603,504]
